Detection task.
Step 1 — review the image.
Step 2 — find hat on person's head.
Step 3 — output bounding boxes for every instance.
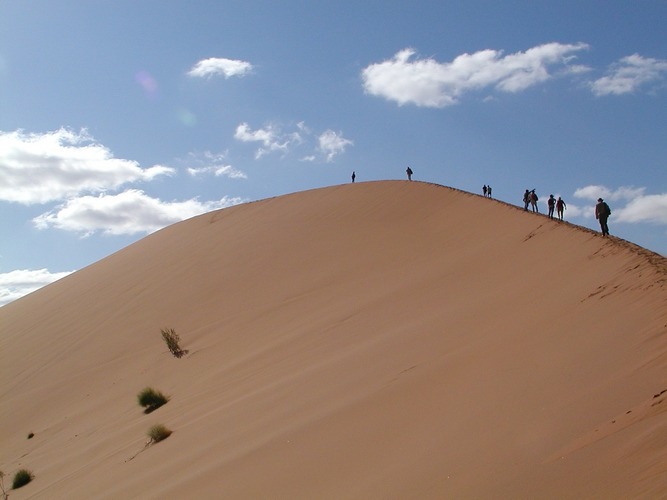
[598,198,603,202]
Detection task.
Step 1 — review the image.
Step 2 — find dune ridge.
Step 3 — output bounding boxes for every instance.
[1,180,666,498]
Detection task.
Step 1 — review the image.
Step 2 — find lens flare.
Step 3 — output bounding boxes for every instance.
[135,70,158,98]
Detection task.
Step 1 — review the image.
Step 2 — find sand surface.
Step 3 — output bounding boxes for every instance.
[2,181,666,498]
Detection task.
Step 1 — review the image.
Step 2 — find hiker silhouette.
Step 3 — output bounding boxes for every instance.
[595,198,611,236]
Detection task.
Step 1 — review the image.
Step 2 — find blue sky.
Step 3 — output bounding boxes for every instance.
[1,0,666,305]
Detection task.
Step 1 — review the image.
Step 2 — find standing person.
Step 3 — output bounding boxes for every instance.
[595,198,611,236]
[547,194,556,219]
[351,171,356,183]
[530,189,539,212]
[487,185,492,198]
[483,185,488,197]
[523,189,530,210]
[406,166,413,181]
[556,196,566,220]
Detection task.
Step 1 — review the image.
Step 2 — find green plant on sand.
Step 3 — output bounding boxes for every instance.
[137,387,170,413]
[160,328,188,358]
[12,469,34,490]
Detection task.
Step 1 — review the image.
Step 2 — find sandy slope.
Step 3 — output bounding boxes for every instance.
[1,180,666,499]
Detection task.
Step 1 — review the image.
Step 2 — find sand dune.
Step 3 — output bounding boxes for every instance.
[2,180,666,498]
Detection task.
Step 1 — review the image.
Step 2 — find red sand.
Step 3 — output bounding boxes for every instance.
[2,181,666,498]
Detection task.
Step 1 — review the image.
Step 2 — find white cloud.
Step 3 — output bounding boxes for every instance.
[573,185,646,202]
[187,165,247,178]
[185,151,247,179]
[0,128,174,204]
[616,194,667,224]
[234,122,301,159]
[573,185,667,224]
[318,130,353,162]
[0,268,74,307]
[361,42,589,107]
[561,203,586,218]
[573,185,613,202]
[187,57,253,79]
[33,189,246,236]
[234,121,351,162]
[591,54,667,96]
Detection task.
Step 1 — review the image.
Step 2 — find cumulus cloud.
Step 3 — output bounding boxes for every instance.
[574,185,646,203]
[0,128,174,204]
[318,130,353,162]
[573,185,667,224]
[0,268,74,307]
[591,54,667,96]
[361,42,589,107]
[187,57,253,79]
[33,189,246,236]
[617,194,667,224]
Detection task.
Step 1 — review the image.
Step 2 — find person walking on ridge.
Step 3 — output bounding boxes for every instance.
[406,166,413,181]
[547,194,556,219]
[483,185,487,197]
[556,196,566,220]
[523,189,530,210]
[487,185,492,198]
[351,171,356,183]
[595,198,611,236]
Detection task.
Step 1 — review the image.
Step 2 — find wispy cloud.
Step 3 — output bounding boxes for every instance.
[318,130,353,162]
[187,165,247,178]
[33,189,246,236]
[591,54,667,96]
[185,151,247,179]
[573,185,667,224]
[362,42,589,107]
[0,268,74,307]
[187,57,253,79]
[0,128,174,204]
[234,121,352,162]
[234,122,302,159]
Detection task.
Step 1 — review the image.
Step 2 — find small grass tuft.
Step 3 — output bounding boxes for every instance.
[12,469,34,489]
[137,387,169,413]
[160,328,188,358]
[147,424,172,443]
[27,432,34,439]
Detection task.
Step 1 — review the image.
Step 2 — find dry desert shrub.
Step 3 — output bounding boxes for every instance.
[0,470,7,499]
[147,424,172,443]
[160,328,188,358]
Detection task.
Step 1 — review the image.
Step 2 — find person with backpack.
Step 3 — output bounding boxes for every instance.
[529,189,539,212]
[406,166,413,181]
[595,198,611,236]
